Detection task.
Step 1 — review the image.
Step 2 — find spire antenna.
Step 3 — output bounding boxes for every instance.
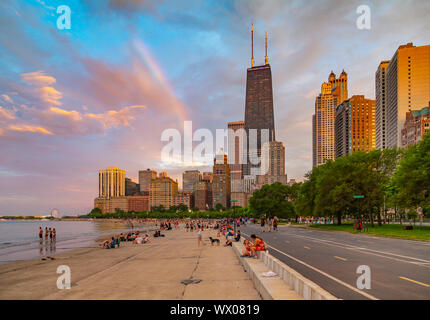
[251,24,254,67]
[265,32,268,65]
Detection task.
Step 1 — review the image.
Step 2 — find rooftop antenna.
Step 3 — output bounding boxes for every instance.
[251,24,254,67]
[265,31,268,65]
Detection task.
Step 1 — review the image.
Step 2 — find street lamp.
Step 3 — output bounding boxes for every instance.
[230,199,238,234]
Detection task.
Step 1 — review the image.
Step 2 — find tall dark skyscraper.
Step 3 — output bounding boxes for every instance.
[244,26,275,176]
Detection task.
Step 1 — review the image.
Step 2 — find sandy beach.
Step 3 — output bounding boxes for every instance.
[0,227,260,300]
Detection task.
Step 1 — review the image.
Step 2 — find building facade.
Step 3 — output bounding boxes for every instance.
[125,178,140,196]
[313,71,348,167]
[212,152,230,208]
[375,61,390,150]
[98,167,125,198]
[335,95,376,158]
[172,191,193,209]
[182,170,201,193]
[139,169,157,194]
[385,43,430,148]
[149,174,178,210]
[256,141,288,185]
[202,172,213,183]
[401,105,430,148]
[193,181,213,211]
[228,121,245,191]
[231,192,248,208]
[127,195,149,212]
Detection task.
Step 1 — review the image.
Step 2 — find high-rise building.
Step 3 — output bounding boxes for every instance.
[244,26,275,176]
[212,151,230,208]
[182,170,201,193]
[385,43,430,148]
[193,181,213,211]
[375,61,390,150]
[313,71,348,167]
[228,121,245,192]
[202,172,213,183]
[256,141,288,185]
[139,169,157,194]
[149,173,178,210]
[401,104,430,148]
[228,121,245,179]
[335,95,376,158]
[98,167,125,198]
[125,178,140,196]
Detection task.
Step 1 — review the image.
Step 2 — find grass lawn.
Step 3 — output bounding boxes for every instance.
[308,223,430,241]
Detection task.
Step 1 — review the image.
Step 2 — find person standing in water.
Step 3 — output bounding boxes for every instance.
[53,228,56,241]
[49,228,53,242]
[39,227,43,241]
[45,227,49,240]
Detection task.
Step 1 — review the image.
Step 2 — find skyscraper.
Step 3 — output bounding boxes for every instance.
[244,26,275,176]
[313,71,348,167]
[212,151,230,208]
[335,95,376,158]
[375,61,390,150]
[182,170,201,193]
[98,167,125,198]
[228,121,245,192]
[256,141,288,185]
[385,43,430,147]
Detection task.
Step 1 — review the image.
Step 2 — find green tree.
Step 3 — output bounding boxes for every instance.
[393,132,430,211]
[249,182,295,219]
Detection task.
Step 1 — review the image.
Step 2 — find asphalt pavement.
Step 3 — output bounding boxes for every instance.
[238,223,430,300]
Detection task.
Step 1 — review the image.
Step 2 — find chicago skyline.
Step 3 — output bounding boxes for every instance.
[1,1,430,215]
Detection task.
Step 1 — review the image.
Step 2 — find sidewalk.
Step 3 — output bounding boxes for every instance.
[0,228,260,300]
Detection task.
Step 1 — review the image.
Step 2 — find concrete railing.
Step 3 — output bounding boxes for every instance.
[232,242,338,300]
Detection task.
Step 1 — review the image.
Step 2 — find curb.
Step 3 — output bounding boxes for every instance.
[232,242,338,300]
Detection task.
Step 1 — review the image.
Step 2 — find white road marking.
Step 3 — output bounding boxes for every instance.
[286,232,430,266]
[242,232,379,300]
[268,243,378,300]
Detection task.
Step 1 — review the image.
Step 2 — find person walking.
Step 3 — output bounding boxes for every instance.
[260,217,266,232]
[268,217,272,232]
[197,228,203,247]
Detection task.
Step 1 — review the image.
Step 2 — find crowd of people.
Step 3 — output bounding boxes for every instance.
[259,216,279,232]
[38,227,56,242]
[98,217,267,258]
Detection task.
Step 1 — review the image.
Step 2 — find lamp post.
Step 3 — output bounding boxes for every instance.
[230,199,238,234]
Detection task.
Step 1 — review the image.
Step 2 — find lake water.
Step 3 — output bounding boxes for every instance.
[0,220,147,265]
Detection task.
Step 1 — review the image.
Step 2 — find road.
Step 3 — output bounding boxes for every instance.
[238,223,430,300]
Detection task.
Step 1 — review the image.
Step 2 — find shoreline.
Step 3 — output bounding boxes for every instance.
[0,227,260,300]
[0,221,158,266]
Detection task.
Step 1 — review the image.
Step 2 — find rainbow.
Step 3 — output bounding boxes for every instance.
[133,39,188,124]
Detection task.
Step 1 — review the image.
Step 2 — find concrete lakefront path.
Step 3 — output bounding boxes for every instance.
[0,228,260,300]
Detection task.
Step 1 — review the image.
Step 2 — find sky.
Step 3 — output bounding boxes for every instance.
[0,0,429,216]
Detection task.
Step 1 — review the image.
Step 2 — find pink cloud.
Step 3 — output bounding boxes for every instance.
[21,71,56,86]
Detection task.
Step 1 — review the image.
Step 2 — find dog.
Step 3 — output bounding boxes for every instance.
[209,237,220,246]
